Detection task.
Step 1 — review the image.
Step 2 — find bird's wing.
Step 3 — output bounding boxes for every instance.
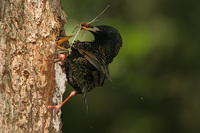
[78,49,111,81]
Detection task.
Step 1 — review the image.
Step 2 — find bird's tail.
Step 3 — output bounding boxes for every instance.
[82,85,89,114]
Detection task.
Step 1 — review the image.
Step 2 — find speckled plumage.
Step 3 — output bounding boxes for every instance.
[48,25,122,112]
[62,25,122,108]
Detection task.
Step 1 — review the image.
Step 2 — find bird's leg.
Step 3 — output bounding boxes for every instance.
[47,91,76,114]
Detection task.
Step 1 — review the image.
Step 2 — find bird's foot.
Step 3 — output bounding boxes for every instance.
[47,91,76,114]
[54,53,66,64]
[47,105,62,114]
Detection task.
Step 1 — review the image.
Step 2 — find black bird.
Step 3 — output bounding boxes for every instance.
[48,24,122,113]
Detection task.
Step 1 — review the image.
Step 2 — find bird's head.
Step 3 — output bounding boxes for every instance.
[81,23,122,59]
[81,23,121,42]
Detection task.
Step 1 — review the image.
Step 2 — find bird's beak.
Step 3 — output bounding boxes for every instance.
[81,26,99,33]
[57,36,73,45]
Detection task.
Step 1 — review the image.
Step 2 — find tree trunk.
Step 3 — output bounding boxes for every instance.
[0,0,67,132]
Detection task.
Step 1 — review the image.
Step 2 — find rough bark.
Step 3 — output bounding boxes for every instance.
[0,0,67,132]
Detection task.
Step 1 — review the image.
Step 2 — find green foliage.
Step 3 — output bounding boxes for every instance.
[61,0,200,133]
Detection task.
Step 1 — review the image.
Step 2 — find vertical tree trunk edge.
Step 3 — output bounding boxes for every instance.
[0,0,67,132]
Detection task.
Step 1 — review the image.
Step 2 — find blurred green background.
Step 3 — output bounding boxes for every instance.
[60,0,200,133]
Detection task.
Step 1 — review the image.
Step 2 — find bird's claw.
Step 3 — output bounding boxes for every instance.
[47,105,61,115]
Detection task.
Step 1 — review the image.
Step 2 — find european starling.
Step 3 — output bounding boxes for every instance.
[48,24,122,113]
